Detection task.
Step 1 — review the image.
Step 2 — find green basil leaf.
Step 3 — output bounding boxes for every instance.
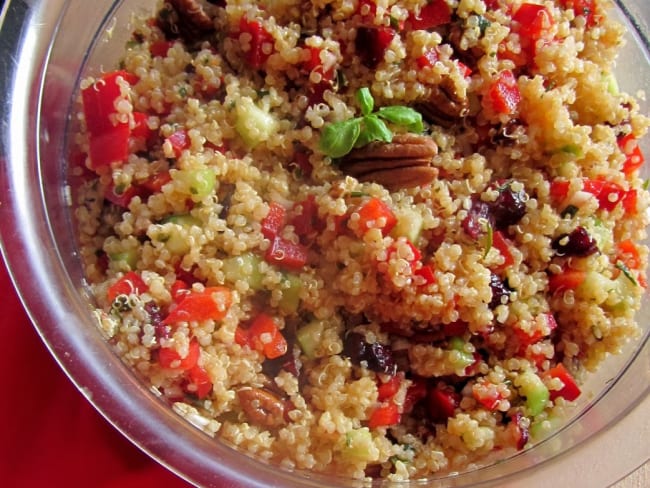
[319,118,362,158]
[363,114,393,143]
[376,105,424,133]
[356,87,374,116]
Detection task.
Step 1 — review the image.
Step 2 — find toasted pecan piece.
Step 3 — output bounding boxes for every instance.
[339,133,439,190]
[415,77,469,128]
[357,166,439,191]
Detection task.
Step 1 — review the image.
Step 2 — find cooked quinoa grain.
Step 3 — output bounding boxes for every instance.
[74,0,649,480]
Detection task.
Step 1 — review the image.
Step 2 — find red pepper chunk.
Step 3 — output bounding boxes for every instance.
[239,18,275,69]
[159,338,200,370]
[415,264,436,285]
[619,134,645,176]
[262,202,287,240]
[82,71,135,169]
[186,365,213,399]
[512,3,554,63]
[107,271,148,302]
[416,48,439,69]
[150,40,174,58]
[166,130,190,158]
[247,313,288,359]
[141,171,173,194]
[291,195,323,242]
[560,0,596,27]
[427,386,459,424]
[377,374,402,402]
[486,70,521,115]
[104,181,148,208]
[162,287,232,325]
[472,381,506,410]
[403,378,428,414]
[368,402,401,429]
[355,198,397,237]
[492,230,515,271]
[131,112,154,142]
[408,0,452,30]
[548,268,586,293]
[265,236,308,270]
[545,363,581,401]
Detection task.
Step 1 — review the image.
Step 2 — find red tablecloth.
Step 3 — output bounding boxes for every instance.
[0,254,191,487]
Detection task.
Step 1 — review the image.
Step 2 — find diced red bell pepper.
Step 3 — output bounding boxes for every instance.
[403,377,428,414]
[408,0,452,30]
[159,338,200,370]
[170,279,191,302]
[166,130,191,158]
[545,363,581,401]
[548,269,586,292]
[513,313,557,353]
[492,230,515,271]
[104,180,147,208]
[356,0,377,20]
[303,47,334,82]
[107,271,148,302]
[150,40,174,58]
[484,0,501,9]
[416,48,439,69]
[247,313,288,359]
[234,326,249,347]
[82,71,136,169]
[162,286,233,325]
[617,239,642,270]
[619,134,645,176]
[186,365,213,399]
[472,381,506,410]
[377,374,402,402]
[265,236,309,270]
[355,197,397,237]
[427,386,459,424]
[387,239,422,273]
[355,26,395,68]
[368,402,401,428]
[549,179,570,202]
[513,4,554,45]
[415,264,436,285]
[486,70,521,115]
[141,171,172,194]
[132,112,154,142]
[560,0,596,27]
[239,18,275,69]
[82,71,134,135]
[261,201,287,240]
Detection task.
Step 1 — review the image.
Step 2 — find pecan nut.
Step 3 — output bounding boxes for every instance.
[339,133,438,190]
[414,77,469,128]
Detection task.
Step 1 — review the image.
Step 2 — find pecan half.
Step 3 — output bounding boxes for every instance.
[414,77,469,128]
[339,133,438,190]
[160,0,215,43]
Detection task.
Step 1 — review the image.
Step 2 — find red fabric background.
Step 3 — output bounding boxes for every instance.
[0,254,192,487]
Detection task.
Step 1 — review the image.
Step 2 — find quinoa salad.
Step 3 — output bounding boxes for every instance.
[73,0,649,481]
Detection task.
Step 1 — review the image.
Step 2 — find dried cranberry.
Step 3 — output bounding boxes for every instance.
[462,197,493,240]
[492,183,527,229]
[508,412,530,450]
[262,347,302,378]
[355,26,395,68]
[552,226,598,257]
[343,332,396,375]
[488,272,511,309]
[427,386,460,424]
[144,302,169,342]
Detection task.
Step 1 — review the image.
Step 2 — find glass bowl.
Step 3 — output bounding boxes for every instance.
[0,1,648,486]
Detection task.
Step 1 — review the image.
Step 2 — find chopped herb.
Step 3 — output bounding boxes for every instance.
[350,191,369,198]
[483,221,494,258]
[616,261,638,286]
[561,204,579,218]
[389,16,401,30]
[178,86,188,98]
[643,179,650,191]
[477,16,491,36]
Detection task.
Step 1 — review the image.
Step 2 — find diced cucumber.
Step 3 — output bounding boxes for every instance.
[606,267,638,311]
[391,207,424,243]
[448,336,475,370]
[530,415,563,440]
[278,274,302,315]
[515,370,549,416]
[222,253,265,291]
[171,168,216,202]
[235,96,278,148]
[109,249,138,270]
[296,320,325,359]
[161,214,202,227]
[576,270,616,305]
[603,72,619,95]
[343,428,379,462]
[587,218,613,254]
